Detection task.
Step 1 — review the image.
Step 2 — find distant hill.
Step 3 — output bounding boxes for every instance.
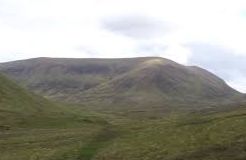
[0,57,243,111]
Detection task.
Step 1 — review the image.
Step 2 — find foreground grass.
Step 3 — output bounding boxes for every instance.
[0,110,111,160]
[93,108,246,160]
[0,127,98,160]
[1,102,246,160]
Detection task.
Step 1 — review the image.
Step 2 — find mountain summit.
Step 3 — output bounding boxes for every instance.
[0,57,242,110]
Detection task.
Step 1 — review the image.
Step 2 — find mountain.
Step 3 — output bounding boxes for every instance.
[0,57,242,111]
[73,58,241,108]
[1,58,246,160]
[0,57,147,100]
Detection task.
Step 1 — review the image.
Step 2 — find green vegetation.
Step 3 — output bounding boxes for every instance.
[0,74,115,160]
[2,104,246,160]
[0,58,246,160]
[94,108,246,160]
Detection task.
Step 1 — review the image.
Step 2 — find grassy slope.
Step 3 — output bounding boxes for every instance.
[93,106,246,160]
[2,103,246,160]
[0,74,115,160]
[0,73,90,129]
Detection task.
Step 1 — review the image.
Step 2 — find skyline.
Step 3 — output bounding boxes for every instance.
[0,0,246,92]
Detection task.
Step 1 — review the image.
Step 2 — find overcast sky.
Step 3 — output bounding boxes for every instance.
[0,0,246,92]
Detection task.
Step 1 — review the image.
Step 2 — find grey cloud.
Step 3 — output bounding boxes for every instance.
[102,15,172,39]
[187,43,246,92]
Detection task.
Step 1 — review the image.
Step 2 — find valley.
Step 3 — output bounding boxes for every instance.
[0,57,245,160]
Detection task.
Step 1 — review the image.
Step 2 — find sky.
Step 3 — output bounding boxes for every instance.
[0,0,246,92]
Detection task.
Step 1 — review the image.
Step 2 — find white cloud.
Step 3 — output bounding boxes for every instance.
[0,0,246,92]
[102,15,173,39]
[188,43,246,92]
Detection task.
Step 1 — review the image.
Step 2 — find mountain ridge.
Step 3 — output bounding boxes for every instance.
[0,57,243,111]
